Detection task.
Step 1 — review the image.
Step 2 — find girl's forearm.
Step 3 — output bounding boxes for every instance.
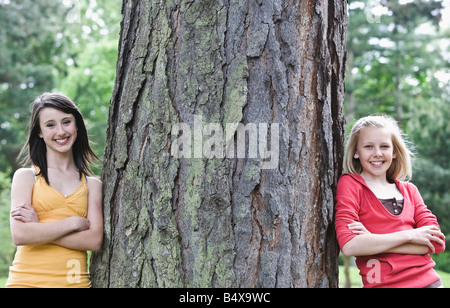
[342,231,411,256]
[53,228,102,252]
[11,217,80,246]
[386,243,429,255]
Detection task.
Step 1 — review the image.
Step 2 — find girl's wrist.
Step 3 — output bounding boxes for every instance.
[399,230,413,244]
[67,217,82,233]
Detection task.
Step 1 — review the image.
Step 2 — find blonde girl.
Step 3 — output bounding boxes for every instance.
[335,115,445,288]
[6,93,103,288]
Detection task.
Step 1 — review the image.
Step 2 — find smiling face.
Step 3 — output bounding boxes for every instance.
[38,107,78,155]
[354,126,396,181]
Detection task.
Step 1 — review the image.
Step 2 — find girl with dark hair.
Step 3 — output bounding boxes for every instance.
[6,93,103,288]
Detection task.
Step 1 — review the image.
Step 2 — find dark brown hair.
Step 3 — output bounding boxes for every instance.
[18,92,99,184]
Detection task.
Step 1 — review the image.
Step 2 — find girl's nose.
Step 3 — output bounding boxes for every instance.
[373,147,382,157]
[56,124,66,135]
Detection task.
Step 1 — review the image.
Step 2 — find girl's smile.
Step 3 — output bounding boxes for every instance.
[55,137,70,145]
[370,161,384,167]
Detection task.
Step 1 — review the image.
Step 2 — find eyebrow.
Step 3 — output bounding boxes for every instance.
[360,141,392,145]
[43,116,74,124]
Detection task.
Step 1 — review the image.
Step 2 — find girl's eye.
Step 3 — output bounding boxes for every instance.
[364,145,372,149]
[46,123,54,128]
[63,120,72,125]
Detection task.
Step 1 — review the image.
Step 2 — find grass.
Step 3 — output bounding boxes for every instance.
[339,265,450,288]
[339,265,363,288]
[0,276,6,288]
[440,270,450,287]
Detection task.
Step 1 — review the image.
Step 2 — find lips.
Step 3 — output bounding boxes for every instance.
[370,161,384,167]
[55,137,70,145]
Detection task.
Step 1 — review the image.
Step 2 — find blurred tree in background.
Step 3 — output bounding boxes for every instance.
[0,0,67,173]
[346,0,445,121]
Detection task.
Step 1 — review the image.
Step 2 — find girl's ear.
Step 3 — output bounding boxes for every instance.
[353,151,359,159]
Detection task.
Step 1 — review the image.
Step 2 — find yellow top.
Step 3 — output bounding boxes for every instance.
[6,169,91,288]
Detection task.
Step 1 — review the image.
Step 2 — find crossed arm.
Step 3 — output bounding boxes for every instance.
[341,221,445,257]
[9,168,103,252]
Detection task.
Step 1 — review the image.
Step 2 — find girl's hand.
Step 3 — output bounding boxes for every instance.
[348,221,371,235]
[11,203,39,223]
[407,225,445,253]
[68,216,90,232]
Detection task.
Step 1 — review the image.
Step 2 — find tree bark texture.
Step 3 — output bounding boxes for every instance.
[90,0,347,288]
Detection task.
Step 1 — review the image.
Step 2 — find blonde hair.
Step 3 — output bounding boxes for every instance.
[343,115,414,182]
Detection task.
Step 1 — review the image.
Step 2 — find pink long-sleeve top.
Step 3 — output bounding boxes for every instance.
[335,173,445,288]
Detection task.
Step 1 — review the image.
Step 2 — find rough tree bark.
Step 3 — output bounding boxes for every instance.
[90,0,347,288]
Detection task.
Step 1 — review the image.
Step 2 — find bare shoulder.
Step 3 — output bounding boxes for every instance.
[11,168,36,208]
[86,176,102,212]
[13,168,36,184]
[86,176,103,192]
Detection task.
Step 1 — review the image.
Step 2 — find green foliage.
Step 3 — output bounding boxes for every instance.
[346,0,446,122]
[432,250,450,274]
[0,171,14,277]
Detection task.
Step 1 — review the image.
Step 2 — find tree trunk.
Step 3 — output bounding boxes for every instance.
[90,0,347,288]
